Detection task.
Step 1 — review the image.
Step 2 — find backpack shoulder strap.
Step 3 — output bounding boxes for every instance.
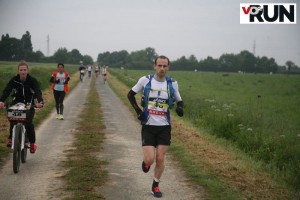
[142,74,153,108]
[166,76,175,108]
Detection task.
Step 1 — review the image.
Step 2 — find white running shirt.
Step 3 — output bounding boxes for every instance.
[132,76,182,126]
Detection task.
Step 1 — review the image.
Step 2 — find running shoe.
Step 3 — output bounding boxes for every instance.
[152,185,162,198]
[56,114,60,119]
[59,114,64,120]
[142,161,150,173]
[30,143,37,153]
[7,138,12,147]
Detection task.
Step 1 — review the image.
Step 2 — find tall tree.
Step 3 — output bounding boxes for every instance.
[21,31,33,60]
[286,60,297,72]
[69,49,83,64]
[21,31,33,51]
[145,47,157,63]
[237,50,256,72]
[82,55,94,65]
[53,47,69,63]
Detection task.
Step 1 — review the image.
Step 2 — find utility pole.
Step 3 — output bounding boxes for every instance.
[46,35,50,56]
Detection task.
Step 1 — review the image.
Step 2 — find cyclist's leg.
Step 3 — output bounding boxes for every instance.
[25,109,36,144]
[9,122,14,139]
[6,121,14,147]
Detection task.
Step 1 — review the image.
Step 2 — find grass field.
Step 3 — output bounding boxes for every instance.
[110,68,300,191]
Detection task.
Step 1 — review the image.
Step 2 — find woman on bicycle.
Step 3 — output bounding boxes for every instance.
[49,63,70,120]
[0,60,44,153]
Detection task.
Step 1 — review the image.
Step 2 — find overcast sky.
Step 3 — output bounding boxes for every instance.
[0,0,299,66]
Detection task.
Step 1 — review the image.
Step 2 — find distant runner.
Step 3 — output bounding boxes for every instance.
[94,65,100,78]
[49,63,70,120]
[78,65,85,82]
[101,65,108,84]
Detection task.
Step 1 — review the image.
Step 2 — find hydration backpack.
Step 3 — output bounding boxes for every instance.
[141,74,175,109]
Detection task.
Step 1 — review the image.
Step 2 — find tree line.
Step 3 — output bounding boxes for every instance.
[0,31,93,65]
[97,48,299,73]
[1,31,299,73]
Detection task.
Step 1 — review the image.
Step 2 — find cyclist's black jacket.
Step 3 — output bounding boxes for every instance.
[0,74,44,105]
[79,66,85,72]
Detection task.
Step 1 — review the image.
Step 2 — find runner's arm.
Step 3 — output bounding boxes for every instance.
[49,74,60,83]
[127,90,142,114]
[0,77,14,103]
[64,77,70,84]
[127,90,145,120]
[172,81,184,117]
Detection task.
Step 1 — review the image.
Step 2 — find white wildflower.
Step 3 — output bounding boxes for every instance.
[205,99,216,103]
[222,104,231,109]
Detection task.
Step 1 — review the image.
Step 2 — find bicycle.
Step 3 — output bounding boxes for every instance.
[80,72,85,82]
[7,103,30,173]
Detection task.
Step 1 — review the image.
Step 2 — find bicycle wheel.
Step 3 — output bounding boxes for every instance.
[21,133,28,163]
[13,124,22,173]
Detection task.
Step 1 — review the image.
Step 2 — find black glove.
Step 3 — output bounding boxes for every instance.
[136,109,146,121]
[55,79,60,83]
[176,107,183,117]
[176,101,184,117]
[64,77,70,84]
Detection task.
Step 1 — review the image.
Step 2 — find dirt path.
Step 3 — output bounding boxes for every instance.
[0,76,91,200]
[96,78,203,199]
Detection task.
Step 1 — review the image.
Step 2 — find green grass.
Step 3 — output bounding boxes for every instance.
[109,69,300,192]
[169,141,243,200]
[63,76,107,199]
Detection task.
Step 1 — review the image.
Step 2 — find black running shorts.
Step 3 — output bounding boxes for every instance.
[141,125,171,147]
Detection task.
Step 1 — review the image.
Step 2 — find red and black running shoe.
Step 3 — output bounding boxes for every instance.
[152,185,162,198]
[142,161,150,173]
